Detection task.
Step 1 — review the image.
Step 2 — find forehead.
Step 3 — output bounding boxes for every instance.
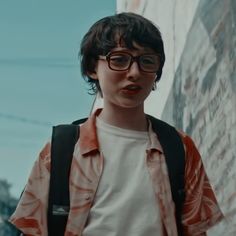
[111,32,153,49]
[111,41,156,54]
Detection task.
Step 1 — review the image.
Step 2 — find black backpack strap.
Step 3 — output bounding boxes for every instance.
[148,115,185,236]
[47,124,79,236]
[47,118,87,236]
[72,117,88,125]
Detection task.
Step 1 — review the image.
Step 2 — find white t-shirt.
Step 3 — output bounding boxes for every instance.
[82,117,162,236]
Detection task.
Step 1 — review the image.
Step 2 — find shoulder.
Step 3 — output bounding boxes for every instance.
[176,131,224,233]
[177,130,201,162]
[38,141,51,172]
[177,130,197,148]
[9,141,52,235]
[176,130,206,184]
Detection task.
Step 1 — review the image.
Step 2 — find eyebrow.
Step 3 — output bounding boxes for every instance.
[110,48,156,55]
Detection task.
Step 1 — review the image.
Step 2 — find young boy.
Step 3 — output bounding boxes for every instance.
[10,12,223,236]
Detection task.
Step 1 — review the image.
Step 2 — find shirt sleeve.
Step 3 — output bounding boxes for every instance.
[9,142,51,236]
[180,133,224,235]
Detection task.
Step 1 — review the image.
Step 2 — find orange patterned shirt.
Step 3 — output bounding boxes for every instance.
[9,109,223,236]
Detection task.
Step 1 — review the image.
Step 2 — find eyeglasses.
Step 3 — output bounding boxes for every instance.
[99,51,161,73]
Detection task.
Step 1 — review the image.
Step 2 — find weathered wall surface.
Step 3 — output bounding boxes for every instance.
[162,1,236,234]
[117,0,236,234]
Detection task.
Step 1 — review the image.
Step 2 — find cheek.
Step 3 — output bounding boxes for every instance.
[98,69,124,85]
[97,74,115,93]
[144,76,156,89]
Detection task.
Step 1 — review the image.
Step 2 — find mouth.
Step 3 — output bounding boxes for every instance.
[121,84,142,95]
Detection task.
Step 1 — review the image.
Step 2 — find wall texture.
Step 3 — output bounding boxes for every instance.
[117,0,236,234]
[162,1,236,234]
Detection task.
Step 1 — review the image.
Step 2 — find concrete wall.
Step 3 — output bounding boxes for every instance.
[117,0,236,235]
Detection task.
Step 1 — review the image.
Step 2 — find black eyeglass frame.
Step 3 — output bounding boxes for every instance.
[99,51,161,73]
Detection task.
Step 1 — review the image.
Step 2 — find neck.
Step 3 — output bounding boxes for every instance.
[98,105,148,131]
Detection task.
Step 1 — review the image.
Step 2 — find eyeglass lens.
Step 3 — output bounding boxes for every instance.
[108,52,160,72]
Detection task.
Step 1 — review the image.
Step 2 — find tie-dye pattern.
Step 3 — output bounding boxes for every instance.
[9,109,223,236]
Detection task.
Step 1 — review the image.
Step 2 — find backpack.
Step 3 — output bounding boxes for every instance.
[47,115,185,236]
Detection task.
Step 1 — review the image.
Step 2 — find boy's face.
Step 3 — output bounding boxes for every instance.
[89,42,159,111]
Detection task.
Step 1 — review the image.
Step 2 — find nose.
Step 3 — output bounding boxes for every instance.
[127,60,140,80]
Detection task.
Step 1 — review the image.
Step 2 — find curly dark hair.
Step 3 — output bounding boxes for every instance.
[80,12,165,95]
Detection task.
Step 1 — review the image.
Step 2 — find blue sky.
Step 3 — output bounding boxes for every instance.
[0,0,116,197]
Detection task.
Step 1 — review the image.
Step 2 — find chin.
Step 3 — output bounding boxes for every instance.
[116,101,143,109]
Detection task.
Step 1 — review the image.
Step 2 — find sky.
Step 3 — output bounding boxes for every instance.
[0,0,116,198]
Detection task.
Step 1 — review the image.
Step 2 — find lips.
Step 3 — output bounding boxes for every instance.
[121,84,142,95]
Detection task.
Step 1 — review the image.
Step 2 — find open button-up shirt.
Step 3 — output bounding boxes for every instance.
[9,109,223,236]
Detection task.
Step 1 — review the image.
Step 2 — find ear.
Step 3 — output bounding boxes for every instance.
[88,71,98,80]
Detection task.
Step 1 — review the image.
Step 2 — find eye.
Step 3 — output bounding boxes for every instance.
[109,54,130,65]
[141,55,157,65]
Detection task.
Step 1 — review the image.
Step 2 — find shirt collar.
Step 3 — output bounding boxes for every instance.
[79,108,163,156]
[79,108,102,156]
[147,119,164,154]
